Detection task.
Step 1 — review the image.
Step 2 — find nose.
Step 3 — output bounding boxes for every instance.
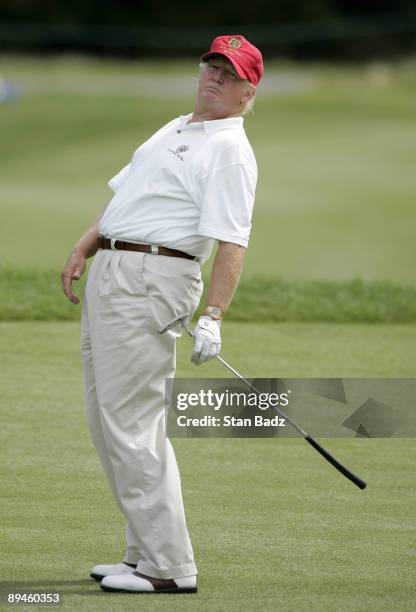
[212,71,224,85]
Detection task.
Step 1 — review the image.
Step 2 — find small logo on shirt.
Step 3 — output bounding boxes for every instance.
[168,145,190,161]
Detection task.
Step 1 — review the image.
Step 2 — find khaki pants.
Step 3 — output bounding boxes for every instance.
[80,248,203,579]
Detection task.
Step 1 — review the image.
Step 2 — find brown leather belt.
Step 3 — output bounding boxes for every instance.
[97,236,197,261]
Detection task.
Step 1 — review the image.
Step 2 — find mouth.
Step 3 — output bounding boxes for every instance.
[205,85,221,94]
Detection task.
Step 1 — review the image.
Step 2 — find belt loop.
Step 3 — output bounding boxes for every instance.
[151,245,159,255]
[110,238,117,250]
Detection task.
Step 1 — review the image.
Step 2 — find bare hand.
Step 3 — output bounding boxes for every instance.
[60,251,87,305]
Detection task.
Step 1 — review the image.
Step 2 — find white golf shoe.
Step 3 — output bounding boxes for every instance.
[90,561,136,581]
[100,571,197,594]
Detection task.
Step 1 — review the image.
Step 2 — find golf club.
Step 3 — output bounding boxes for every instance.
[159,313,367,490]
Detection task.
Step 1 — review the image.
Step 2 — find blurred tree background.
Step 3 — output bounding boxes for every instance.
[0,0,415,60]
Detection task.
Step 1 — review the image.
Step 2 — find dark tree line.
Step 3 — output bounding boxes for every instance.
[0,1,415,25]
[0,0,415,59]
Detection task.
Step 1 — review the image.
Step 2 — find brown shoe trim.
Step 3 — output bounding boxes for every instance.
[123,562,137,569]
[133,571,177,591]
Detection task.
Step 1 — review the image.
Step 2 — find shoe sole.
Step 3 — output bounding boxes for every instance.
[90,573,105,582]
[100,584,197,594]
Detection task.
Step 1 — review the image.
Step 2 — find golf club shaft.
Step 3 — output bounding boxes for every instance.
[220,353,366,488]
[183,323,367,490]
[216,355,307,437]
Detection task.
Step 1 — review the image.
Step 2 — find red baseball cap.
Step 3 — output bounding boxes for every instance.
[201,35,264,87]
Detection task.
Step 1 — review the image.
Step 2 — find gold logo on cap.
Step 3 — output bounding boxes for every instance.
[228,37,242,49]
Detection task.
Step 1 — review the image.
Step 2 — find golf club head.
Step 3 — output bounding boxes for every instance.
[158,312,190,335]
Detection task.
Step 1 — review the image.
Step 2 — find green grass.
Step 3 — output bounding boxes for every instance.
[2,267,416,323]
[0,321,415,611]
[0,56,415,283]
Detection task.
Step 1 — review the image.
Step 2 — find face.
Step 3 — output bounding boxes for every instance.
[196,56,254,118]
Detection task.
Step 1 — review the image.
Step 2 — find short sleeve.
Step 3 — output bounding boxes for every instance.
[197,164,257,247]
[108,163,131,193]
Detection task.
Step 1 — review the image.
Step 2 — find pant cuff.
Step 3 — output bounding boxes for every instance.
[124,554,140,565]
[135,560,197,580]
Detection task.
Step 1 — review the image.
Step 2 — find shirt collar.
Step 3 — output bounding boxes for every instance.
[179,113,243,133]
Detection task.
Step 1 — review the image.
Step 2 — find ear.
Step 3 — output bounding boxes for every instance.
[240,88,255,105]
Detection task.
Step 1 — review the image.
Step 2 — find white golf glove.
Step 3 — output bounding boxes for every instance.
[191,316,221,365]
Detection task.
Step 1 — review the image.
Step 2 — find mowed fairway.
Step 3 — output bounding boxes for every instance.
[0,56,415,611]
[1,321,416,611]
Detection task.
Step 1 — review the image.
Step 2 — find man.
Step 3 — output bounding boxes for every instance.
[61,34,263,594]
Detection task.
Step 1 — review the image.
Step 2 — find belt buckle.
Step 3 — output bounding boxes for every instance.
[110,238,118,250]
[151,245,159,255]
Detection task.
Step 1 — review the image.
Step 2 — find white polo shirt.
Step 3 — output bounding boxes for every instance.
[98,112,257,265]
